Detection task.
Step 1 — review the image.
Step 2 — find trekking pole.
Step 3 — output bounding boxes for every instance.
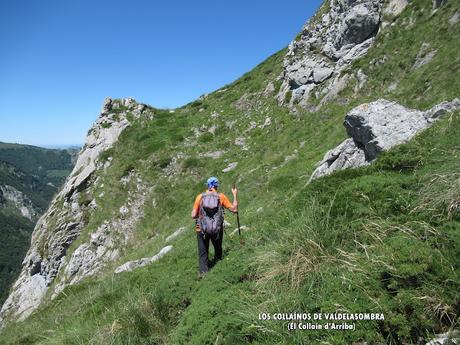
[233,184,244,245]
[236,209,244,245]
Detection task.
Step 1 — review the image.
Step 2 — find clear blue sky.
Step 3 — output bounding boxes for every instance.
[0,0,322,146]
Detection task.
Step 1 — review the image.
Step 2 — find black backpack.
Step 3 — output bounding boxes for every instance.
[199,192,224,236]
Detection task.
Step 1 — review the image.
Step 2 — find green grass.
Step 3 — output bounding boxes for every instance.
[0,0,459,344]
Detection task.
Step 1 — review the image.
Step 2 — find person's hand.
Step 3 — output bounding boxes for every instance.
[232,186,238,196]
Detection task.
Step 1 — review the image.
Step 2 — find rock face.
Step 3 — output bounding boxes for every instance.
[310,98,460,180]
[278,0,385,106]
[0,185,38,221]
[0,98,153,326]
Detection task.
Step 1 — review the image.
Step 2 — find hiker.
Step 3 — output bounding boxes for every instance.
[191,176,238,275]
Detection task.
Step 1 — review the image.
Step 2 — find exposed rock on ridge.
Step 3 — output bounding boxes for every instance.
[0,98,153,326]
[278,0,386,106]
[310,98,460,180]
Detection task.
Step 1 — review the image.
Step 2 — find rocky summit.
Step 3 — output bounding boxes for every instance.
[0,0,459,344]
[0,98,153,323]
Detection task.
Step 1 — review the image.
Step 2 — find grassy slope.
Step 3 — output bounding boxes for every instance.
[0,0,459,344]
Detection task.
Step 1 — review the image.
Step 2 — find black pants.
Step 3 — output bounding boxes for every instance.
[197,231,223,273]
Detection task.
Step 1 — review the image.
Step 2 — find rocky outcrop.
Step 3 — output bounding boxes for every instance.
[54,171,152,296]
[61,97,150,200]
[425,330,459,345]
[278,0,385,106]
[0,185,38,221]
[310,98,460,180]
[0,98,153,326]
[310,138,368,180]
[114,246,173,274]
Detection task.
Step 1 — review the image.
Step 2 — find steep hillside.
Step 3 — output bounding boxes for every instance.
[0,0,459,344]
[0,143,76,305]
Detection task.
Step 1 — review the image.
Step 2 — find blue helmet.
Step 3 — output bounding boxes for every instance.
[207,176,219,189]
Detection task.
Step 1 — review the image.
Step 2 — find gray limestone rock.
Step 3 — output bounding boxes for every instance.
[425,330,459,345]
[313,67,334,83]
[263,82,276,96]
[310,139,368,181]
[344,100,431,160]
[0,273,47,323]
[278,0,384,106]
[222,162,238,173]
[201,151,224,159]
[62,98,149,200]
[413,43,437,69]
[114,246,173,274]
[449,11,460,25]
[166,227,186,242]
[310,98,460,180]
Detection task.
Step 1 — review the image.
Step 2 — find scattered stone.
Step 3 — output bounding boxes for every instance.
[413,43,437,69]
[449,11,460,25]
[263,81,276,96]
[258,117,272,129]
[226,120,236,129]
[208,125,218,134]
[201,151,224,159]
[246,121,257,131]
[222,162,238,173]
[166,227,186,242]
[354,69,368,92]
[235,137,246,147]
[387,81,398,92]
[229,225,248,237]
[425,330,460,345]
[89,199,98,210]
[114,246,173,274]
